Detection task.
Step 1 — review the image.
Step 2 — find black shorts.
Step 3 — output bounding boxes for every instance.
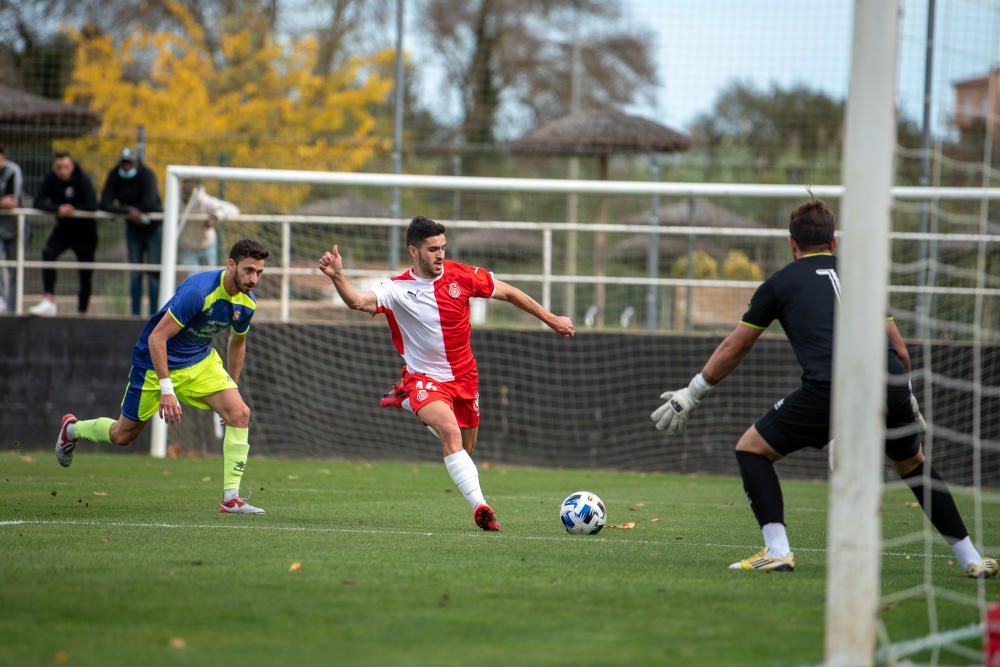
[754,382,921,461]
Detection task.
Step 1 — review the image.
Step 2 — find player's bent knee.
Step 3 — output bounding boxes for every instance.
[734,426,782,461]
[435,424,463,452]
[227,403,251,428]
[890,450,925,477]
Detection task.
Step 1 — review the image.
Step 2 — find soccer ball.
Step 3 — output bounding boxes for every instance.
[560,491,607,535]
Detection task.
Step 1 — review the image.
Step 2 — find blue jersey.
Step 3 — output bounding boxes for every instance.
[131,270,256,371]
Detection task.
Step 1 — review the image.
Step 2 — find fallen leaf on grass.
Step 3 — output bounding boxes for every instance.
[162,470,172,476]
[169,637,187,650]
[54,650,68,663]
[288,562,302,572]
[201,476,212,482]
[92,491,108,497]
[904,501,920,508]
[607,522,636,529]
[318,468,331,475]
[20,455,35,464]
[287,475,300,481]
[650,517,660,523]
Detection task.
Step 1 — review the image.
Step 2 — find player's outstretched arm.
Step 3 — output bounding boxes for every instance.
[491,278,575,336]
[148,313,185,425]
[651,323,763,433]
[318,244,378,314]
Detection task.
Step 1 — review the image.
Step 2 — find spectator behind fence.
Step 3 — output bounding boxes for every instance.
[30,151,99,316]
[179,181,240,267]
[0,145,25,313]
[100,147,162,316]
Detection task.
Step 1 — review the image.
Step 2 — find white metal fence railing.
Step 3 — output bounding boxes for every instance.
[3,204,1000,318]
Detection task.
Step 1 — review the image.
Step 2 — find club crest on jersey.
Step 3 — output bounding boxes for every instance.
[232,308,241,320]
[472,391,480,413]
[416,389,429,402]
[448,282,461,298]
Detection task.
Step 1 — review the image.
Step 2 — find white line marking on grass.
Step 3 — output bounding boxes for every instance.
[0,518,955,559]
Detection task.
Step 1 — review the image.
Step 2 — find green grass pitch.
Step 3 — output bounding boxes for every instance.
[1,451,994,666]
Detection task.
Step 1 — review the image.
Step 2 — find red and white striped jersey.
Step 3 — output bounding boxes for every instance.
[373,260,496,382]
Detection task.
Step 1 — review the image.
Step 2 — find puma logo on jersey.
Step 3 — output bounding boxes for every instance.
[406,290,418,298]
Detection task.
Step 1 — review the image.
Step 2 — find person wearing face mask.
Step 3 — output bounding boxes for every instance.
[30,151,99,316]
[99,147,163,316]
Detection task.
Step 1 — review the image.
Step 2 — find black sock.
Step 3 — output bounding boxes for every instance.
[901,462,969,543]
[735,450,784,527]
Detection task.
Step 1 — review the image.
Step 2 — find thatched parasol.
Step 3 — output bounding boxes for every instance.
[612,199,763,264]
[453,228,542,262]
[510,108,690,326]
[509,108,691,156]
[293,193,394,218]
[0,85,101,137]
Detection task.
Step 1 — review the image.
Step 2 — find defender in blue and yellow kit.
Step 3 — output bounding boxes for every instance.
[55,239,270,514]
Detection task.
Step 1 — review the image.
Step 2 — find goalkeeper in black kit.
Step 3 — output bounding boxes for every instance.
[651,199,996,577]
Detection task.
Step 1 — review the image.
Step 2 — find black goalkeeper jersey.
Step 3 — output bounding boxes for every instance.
[740,253,903,385]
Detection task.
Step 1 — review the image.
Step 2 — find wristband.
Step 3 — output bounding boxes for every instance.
[159,378,175,396]
[689,373,714,400]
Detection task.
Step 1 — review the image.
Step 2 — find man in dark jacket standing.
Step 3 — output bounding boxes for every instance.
[30,151,99,316]
[100,147,162,316]
[0,145,25,312]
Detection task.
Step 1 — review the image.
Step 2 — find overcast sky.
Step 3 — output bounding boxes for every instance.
[626,0,1000,135]
[410,0,1000,139]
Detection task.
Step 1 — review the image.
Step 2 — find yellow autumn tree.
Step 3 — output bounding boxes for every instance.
[670,250,719,279]
[62,1,393,212]
[721,250,764,280]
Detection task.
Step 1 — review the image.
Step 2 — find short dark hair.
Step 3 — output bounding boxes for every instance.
[406,215,446,246]
[789,199,835,250]
[229,239,270,263]
[53,150,72,161]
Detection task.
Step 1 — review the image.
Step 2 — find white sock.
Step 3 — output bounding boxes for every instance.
[951,536,982,569]
[444,450,486,509]
[762,522,791,557]
[223,488,239,502]
[402,398,413,413]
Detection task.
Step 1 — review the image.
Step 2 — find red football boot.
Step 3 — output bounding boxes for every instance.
[474,503,501,531]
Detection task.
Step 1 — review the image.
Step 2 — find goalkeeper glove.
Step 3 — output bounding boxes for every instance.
[908,379,927,432]
[650,373,714,433]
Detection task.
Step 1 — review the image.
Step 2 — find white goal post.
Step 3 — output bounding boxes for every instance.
[826,0,899,664]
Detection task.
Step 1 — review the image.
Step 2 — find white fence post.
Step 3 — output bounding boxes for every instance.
[150,170,182,459]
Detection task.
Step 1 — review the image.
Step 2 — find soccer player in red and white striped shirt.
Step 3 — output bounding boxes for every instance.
[319,216,575,531]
